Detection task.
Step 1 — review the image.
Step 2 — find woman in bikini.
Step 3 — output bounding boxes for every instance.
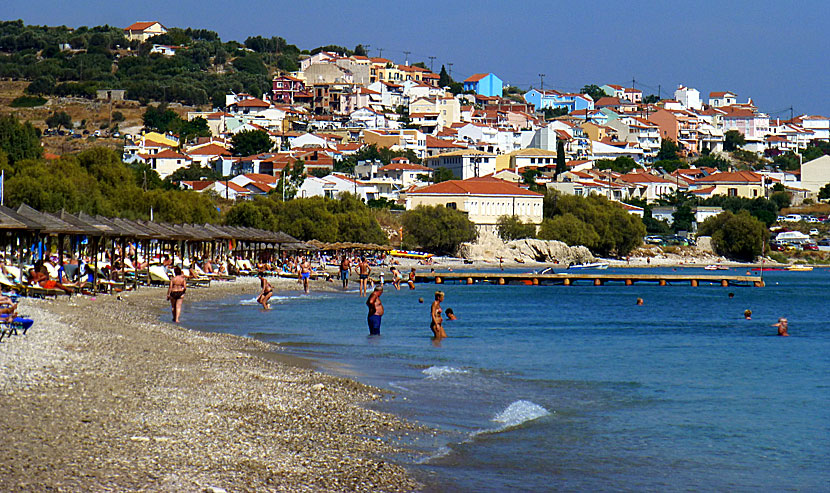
[167,266,187,323]
[430,291,447,340]
[257,272,273,310]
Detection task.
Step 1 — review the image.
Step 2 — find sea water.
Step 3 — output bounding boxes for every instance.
[182,268,829,492]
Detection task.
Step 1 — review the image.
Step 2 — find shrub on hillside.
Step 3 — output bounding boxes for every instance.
[698,210,767,261]
[496,215,536,241]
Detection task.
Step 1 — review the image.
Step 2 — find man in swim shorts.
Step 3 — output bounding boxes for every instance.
[366,285,383,335]
[299,257,311,294]
[358,257,371,296]
[339,255,351,290]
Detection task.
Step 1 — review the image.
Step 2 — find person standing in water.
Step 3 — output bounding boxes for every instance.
[358,257,371,296]
[366,285,384,335]
[167,266,187,323]
[408,268,416,290]
[390,266,401,291]
[772,318,789,336]
[431,291,447,339]
[299,257,311,294]
[257,272,273,310]
[339,254,351,290]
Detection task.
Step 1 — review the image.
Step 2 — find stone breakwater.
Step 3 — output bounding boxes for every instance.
[0,278,423,492]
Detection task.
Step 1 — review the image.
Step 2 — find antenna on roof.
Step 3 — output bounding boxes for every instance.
[377,47,384,58]
[428,56,436,72]
[538,73,545,91]
[403,51,411,66]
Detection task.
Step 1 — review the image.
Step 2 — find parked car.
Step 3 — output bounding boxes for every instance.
[806,216,820,223]
[645,236,664,245]
[809,228,820,236]
[802,242,819,251]
[784,214,802,222]
[777,215,788,222]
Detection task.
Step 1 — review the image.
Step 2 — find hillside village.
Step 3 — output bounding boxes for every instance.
[3,19,830,240]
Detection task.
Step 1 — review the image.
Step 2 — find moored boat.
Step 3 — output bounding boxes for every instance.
[567,262,609,270]
[787,264,813,271]
[389,249,434,260]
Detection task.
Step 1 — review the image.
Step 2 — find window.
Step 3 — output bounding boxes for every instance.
[728,188,738,197]
[446,202,457,210]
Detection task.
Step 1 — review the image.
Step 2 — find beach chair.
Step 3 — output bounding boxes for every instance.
[148,265,170,286]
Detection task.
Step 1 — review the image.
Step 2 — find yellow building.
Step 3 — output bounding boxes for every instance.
[693,171,765,199]
[124,21,167,42]
[406,177,544,234]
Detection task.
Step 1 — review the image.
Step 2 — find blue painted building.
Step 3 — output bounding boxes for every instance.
[523,89,594,113]
[463,73,503,97]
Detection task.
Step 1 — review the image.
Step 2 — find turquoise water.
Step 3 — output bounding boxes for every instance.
[182,267,829,492]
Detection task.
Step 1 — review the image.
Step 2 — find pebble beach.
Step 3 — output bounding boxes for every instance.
[0,278,423,492]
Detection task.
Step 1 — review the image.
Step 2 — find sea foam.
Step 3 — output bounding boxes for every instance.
[421,366,470,379]
[492,400,551,429]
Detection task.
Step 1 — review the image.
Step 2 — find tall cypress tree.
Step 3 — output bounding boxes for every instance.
[438,65,451,87]
[555,139,567,179]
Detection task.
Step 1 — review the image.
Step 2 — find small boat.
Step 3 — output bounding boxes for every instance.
[704,264,729,271]
[389,249,434,260]
[567,262,609,270]
[752,267,785,271]
[787,265,813,271]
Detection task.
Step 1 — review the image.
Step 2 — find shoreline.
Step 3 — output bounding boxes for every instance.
[0,277,425,492]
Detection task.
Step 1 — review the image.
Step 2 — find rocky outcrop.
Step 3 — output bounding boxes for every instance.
[459,230,594,264]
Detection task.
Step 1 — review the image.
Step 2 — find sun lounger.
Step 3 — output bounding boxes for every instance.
[148,265,170,285]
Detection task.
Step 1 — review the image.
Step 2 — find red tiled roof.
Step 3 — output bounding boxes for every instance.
[464,73,489,83]
[619,172,671,184]
[695,171,763,184]
[182,180,215,191]
[187,144,231,156]
[244,173,278,184]
[410,176,543,197]
[690,186,716,195]
[152,149,190,160]
[125,21,163,32]
[709,91,735,98]
[379,162,431,172]
[595,97,621,107]
[426,135,465,149]
[234,98,270,108]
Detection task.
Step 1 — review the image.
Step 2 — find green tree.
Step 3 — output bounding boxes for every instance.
[401,205,477,254]
[580,84,605,103]
[433,167,454,183]
[353,44,368,57]
[537,213,601,247]
[672,203,694,232]
[45,111,72,130]
[698,210,766,261]
[643,94,660,104]
[692,153,730,171]
[0,114,43,164]
[724,130,746,152]
[769,190,791,210]
[555,140,566,178]
[142,103,180,133]
[231,129,273,156]
[595,156,638,174]
[818,183,830,200]
[497,215,537,241]
[232,53,267,76]
[656,138,679,161]
[25,75,55,95]
[438,65,451,87]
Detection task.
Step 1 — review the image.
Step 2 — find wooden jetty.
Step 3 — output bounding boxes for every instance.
[415,272,764,287]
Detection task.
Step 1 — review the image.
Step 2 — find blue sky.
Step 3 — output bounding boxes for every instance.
[6,0,829,116]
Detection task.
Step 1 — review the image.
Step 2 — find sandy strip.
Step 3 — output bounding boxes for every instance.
[0,277,425,492]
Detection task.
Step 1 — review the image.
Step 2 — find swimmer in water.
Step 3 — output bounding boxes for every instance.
[744,309,752,320]
[772,317,789,336]
[445,308,456,320]
[636,297,644,306]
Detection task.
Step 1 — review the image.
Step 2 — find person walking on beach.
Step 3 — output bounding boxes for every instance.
[167,266,187,323]
[299,257,311,294]
[358,257,371,296]
[773,317,789,336]
[431,291,447,340]
[339,255,351,290]
[366,285,383,335]
[257,272,273,310]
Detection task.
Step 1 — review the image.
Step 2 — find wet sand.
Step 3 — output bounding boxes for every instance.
[0,277,424,492]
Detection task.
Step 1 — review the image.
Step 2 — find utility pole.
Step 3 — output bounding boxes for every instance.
[658,84,661,100]
[538,73,545,91]
[403,51,411,66]
[428,56,436,72]
[377,47,384,58]
[447,63,453,79]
